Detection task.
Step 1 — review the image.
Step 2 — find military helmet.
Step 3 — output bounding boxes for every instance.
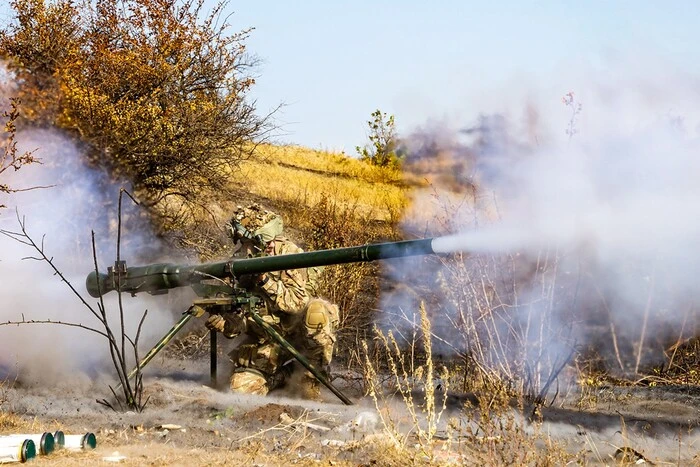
[229,204,283,244]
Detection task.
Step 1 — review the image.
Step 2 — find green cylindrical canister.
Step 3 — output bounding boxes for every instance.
[4,433,54,455]
[52,431,65,447]
[0,438,36,463]
[63,433,97,450]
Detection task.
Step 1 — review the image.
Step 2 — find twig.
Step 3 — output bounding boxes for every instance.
[279,413,331,432]
[1,205,149,412]
[92,234,129,396]
[1,212,107,327]
[116,190,129,397]
[0,319,108,338]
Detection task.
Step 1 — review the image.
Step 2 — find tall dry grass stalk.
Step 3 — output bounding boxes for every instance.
[361,302,577,465]
[362,302,450,456]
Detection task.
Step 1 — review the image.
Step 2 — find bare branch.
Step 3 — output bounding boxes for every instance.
[0,319,108,339]
[0,209,150,411]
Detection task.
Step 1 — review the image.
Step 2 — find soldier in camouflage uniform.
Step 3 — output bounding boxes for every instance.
[205,204,339,399]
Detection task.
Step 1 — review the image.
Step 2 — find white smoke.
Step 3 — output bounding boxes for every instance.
[0,127,188,384]
[432,66,700,298]
[394,55,700,378]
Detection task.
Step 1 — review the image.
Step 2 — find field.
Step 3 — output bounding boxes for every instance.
[3,353,700,465]
[2,143,700,465]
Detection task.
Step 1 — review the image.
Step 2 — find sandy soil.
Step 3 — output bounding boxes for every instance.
[2,355,700,466]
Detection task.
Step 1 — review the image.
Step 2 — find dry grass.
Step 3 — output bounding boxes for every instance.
[253,144,405,184]
[231,144,409,223]
[0,378,28,431]
[360,302,577,465]
[0,411,25,431]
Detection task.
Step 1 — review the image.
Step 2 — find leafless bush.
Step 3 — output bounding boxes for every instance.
[0,98,41,208]
[0,191,149,411]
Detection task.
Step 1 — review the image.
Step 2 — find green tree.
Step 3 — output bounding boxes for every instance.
[0,0,271,226]
[356,109,402,168]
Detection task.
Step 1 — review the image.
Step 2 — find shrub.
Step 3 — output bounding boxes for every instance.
[356,109,403,169]
[1,0,270,227]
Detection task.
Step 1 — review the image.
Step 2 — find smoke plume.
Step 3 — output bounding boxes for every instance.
[392,56,700,381]
[0,122,189,384]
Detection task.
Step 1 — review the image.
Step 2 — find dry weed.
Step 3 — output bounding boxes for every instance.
[361,302,577,465]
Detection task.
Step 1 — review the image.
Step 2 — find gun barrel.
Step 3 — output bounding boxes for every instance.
[232,238,436,275]
[86,238,439,298]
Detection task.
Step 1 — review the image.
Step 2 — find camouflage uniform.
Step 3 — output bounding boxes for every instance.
[207,205,339,398]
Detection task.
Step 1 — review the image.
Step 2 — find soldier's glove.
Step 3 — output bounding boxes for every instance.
[205,314,226,333]
[206,313,246,339]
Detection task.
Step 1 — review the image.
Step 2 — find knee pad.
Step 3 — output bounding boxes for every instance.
[305,300,329,332]
[305,299,339,333]
[303,300,338,367]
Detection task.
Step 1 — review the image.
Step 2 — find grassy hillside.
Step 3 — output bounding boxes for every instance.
[231,144,412,225]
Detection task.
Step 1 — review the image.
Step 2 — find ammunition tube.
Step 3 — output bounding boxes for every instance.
[0,439,36,463]
[52,431,65,447]
[63,433,96,450]
[2,433,54,455]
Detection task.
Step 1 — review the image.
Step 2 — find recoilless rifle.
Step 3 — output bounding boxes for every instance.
[86,236,446,405]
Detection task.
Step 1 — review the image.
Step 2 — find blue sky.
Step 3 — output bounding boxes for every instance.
[223,1,700,153]
[0,1,697,152]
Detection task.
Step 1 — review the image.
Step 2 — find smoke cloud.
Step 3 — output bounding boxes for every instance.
[0,118,189,384]
[391,55,700,379]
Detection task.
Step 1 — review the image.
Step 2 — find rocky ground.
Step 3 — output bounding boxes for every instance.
[1,354,700,466]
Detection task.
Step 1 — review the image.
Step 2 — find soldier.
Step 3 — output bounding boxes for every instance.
[205,204,339,399]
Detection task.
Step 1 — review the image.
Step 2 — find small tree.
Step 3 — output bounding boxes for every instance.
[0,0,272,226]
[356,109,402,168]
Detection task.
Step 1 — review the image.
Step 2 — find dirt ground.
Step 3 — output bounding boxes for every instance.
[2,354,700,466]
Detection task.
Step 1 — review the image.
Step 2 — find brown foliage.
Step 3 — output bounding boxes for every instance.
[1,0,270,225]
[0,98,39,207]
[0,0,78,123]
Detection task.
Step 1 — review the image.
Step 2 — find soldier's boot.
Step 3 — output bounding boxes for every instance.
[300,373,321,401]
[267,362,293,392]
[230,368,270,396]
